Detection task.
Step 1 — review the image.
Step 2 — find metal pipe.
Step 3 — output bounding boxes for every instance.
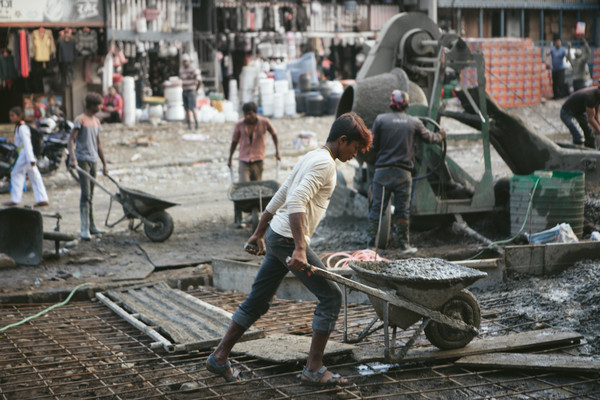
[95,292,176,352]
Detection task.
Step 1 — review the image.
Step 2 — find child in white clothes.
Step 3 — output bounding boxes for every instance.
[4,107,49,207]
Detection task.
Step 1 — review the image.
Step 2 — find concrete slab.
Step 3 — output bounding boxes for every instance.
[212,258,370,303]
[231,333,356,363]
[505,241,600,275]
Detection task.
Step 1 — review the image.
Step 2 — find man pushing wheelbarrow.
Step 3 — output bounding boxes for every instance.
[207,112,372,386]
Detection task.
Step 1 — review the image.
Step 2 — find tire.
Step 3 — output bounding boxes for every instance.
[424,289,481,350]
[251,208,260,232]
[143,211,174,242]
[368,185,392,249]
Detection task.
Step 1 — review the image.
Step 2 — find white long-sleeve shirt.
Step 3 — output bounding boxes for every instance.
[266,148,336,245]
[15,122,36,164]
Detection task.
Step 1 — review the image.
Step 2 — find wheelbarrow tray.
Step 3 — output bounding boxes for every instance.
[349,259,487,329]
[228,180,280,213]
[118,186,178,218]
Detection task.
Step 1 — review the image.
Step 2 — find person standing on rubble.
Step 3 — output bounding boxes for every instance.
[567,36,592,92]
[207,112,372,386]
[367,90,446,254]
[227,101,281,227]
[68,93,108,241]
[560,82,600,149]
[179,53,202,130]
[548,37,568,99]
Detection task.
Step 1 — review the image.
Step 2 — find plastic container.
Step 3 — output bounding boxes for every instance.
[166,105,185,121]
[327,92,342,115]
[510,170,585,238]
[305,92,324,116]
[284,91,296,116]
[275,80,289,94]
[298,73,311,93]
[273,92,284,119]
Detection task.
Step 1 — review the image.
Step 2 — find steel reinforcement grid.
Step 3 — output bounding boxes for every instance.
[1,287,599,400]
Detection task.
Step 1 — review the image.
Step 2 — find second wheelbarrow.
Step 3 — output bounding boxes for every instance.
[76,166,179,242]
[303,257,487,362]
[228,180,280,231]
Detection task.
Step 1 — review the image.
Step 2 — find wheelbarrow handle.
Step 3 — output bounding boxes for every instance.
[73,166,121,202]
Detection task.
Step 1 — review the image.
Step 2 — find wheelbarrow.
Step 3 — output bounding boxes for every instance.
[75,166,178,242]
[228,179,280,231]
[302,257,487,362]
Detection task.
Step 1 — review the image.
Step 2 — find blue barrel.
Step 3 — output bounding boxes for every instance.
[510,170,585,238]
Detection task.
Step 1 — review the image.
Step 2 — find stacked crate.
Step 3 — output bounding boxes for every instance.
[593,48,600,83]
[461,38,554,108]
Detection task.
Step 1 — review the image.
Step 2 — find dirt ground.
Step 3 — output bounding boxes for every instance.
[0,98,595,300]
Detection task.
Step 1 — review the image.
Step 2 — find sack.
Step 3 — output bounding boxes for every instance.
[29,126,44,157]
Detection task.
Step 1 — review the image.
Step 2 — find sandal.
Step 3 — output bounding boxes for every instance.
[206,354,246,383]
[301,365,348,387]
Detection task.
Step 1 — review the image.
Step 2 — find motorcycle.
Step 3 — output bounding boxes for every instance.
[36,117,72,175]
[0,117,73,193]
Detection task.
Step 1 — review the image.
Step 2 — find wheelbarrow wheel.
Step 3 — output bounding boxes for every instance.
[424,289,481,350]
[143,211,174,242]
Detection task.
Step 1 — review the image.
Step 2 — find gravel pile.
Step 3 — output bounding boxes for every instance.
[475,260,600,356]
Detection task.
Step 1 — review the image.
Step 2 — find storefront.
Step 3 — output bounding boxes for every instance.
[0,0,105,122]
[0,0,193,123]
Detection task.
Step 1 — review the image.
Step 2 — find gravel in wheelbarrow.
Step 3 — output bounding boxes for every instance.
[350,258,488,289]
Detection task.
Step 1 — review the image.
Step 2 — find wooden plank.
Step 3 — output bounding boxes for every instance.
[505,242,600,276]
[353,329,583,363]
[455,352,600,373]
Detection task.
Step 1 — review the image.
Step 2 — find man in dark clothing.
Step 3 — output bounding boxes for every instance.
[367,90,446,254]
[560,83,600,149]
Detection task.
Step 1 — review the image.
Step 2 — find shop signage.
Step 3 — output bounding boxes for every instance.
[0,0,104,23]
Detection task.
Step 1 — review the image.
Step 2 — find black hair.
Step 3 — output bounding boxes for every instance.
[326,112,372,151]
[9,106,22,117]
[242,102,257,114]
[85,92,103,109]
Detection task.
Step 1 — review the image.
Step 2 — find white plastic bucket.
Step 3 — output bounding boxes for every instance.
[273,92,284,119]
[166,105,185,121]
[164,85,183,104]
[274,80,289,94]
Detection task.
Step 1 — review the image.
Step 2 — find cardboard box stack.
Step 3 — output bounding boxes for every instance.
[460,38,553,107]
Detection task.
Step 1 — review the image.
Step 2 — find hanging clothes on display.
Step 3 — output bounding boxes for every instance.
[31,27,56,93]
[75,28,98,57]
[58,31,76,87]
[17,29,31,78]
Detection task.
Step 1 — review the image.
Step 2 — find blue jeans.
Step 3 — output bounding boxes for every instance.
[560,107,594,147]
[232,227,342,334]
[368,167,412,222]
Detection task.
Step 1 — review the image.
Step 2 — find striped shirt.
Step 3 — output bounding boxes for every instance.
[179,65,201,91]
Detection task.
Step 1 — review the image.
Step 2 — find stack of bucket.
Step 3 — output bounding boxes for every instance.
[122,76,137,126]
[259,78,275,117]
[273,80,288,119]
[228,79,239,112]
[240,66,258,105]
[164,79,185,121]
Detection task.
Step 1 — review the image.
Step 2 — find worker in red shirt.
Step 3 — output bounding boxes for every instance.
[98,86,123,123]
